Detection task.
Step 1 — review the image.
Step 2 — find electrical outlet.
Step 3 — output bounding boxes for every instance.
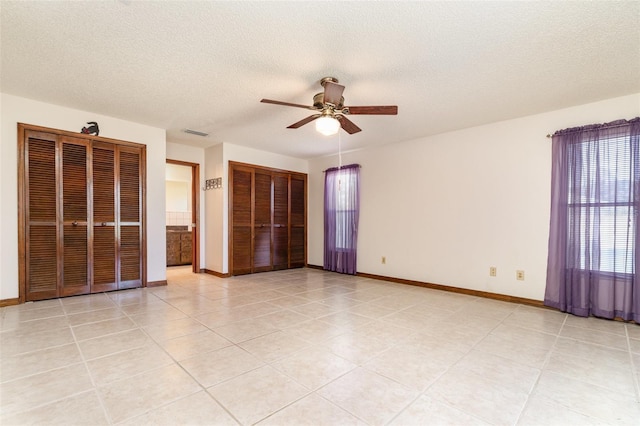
[381,256,386,264]
[489,267,497,277]
[516,270,525,281]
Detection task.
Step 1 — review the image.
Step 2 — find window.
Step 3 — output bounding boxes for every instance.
[545,117,640,321]
[567,133,637,274]
[334,169,359,250]
[324,164,360,275]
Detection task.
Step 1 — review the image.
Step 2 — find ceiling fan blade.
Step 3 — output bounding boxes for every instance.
[338,115,362,134]
[261,99,316,110]
[346,105,398,115]
[287,114,322,129]
[323,81,345,106]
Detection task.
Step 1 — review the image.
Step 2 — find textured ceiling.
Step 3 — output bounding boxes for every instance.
[2,1,639,159]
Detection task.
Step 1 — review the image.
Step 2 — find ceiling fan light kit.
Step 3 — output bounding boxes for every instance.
[261,76,397,136]
[315,115,341,136]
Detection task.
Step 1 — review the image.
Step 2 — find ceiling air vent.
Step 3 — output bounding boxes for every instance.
[183,129,209,137]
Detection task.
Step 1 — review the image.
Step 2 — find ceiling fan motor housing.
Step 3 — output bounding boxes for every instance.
[313,92,344,109]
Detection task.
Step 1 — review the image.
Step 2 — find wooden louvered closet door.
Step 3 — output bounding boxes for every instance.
[229,162,306,276]
[290,175,306,268]
[25,132,59,301]
[92,143,143,292]
[118,146,143,289]
[253,170,272,273]
[60,136,91,297]
[92,142,117,292]
[272,173,290,270]
[19,124,145,302]
[24,133,90,300]
[231,166,253,275]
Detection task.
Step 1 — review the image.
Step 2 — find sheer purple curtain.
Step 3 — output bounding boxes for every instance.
[545,118,640,322]
[324,164,360,275]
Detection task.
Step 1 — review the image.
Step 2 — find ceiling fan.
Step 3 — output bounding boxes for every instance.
[260,77,398,136]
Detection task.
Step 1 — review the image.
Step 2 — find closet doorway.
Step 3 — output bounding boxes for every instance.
[229,161,307,276]
[18,123,147,302]
[165,160,199,273]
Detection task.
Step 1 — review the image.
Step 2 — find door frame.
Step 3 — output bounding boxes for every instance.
[165,159,200,273]
[17,123,147,303]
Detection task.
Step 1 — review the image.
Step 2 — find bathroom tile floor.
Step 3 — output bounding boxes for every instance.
[1,266,639,425]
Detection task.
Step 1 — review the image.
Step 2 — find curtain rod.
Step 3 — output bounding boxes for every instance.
[546,118,639,139]
[323,164,362,172]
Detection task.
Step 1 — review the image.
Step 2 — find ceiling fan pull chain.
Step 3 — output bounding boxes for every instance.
[338,130,343,169]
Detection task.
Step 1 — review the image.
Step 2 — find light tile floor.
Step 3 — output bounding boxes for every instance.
[1,266,640,425]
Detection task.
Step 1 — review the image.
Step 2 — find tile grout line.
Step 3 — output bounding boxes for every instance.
[625,324,640,403]
[402,303,528,426]
[68,292,115,425]
[511,309,568,426]
[106,289,219,425]
[138,282,286,425]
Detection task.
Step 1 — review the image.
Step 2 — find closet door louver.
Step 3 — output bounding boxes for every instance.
[26,134,58,300]
[92,143,117,292]
[231,167,252,275]
[290,175,306,268]
[61,137,90,296]
[253,170,272,273]
[272,173,289,270]
[119,148,142,288]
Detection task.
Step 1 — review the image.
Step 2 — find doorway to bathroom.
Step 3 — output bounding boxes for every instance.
[165,160,200,273]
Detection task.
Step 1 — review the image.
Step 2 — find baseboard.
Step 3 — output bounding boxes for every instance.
[306,264,544,308]
[147,280,168,287]
[202,269,231,278]
[0,297,20,307]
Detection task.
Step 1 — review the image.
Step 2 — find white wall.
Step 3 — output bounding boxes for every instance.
[0,93,167,299]
[308,93,640,301]
[203,143,224,273]
[166,161,194,182]
[166,181,190,212]
[222,143,309,175]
